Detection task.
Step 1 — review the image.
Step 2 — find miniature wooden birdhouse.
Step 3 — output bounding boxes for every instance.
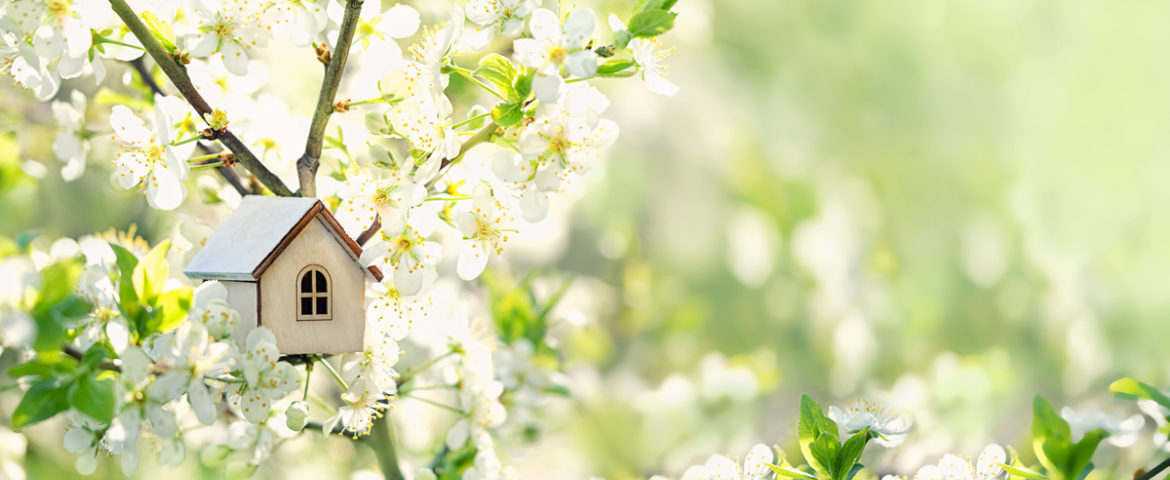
[184,195,383,354]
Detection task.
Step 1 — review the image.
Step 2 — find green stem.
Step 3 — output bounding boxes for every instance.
[302,359,314,401]
[349,95,397,107]
[95,35,144,51]
[405,395,463,415]
[368,416,405,480]
[398,383,457,396]
[171,135,202,146]
[449,66,506,100]
[423,195,471,202]
[397,350,455,387]
[314,354,349,390]
[451,112,491,129]
[190,161,224,170]
[188,153,224,163]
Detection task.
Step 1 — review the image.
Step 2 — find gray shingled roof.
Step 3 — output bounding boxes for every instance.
[184,196,382,282]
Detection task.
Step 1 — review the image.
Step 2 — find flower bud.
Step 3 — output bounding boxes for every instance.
[285,400,309,431]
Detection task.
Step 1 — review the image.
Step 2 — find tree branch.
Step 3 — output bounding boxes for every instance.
[297,0,364,198]
[128,57,251,197]
[108,0,293,197]
[368,415,406,480]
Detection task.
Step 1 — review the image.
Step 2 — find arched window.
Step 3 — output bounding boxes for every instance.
[297,265,331,321]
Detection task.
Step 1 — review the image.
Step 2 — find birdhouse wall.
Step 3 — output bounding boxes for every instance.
[221,280,259,348]
[258,215,366,354]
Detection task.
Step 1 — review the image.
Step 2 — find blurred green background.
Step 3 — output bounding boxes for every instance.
[4,0,1170,478]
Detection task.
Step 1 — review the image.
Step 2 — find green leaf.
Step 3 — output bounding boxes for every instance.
[110,244,146,336]
[474,54,520,102]
[1065,429,1106,479]
[146,286,193,335]
[7,356,77,379]
[842,464,864,480]
[1032,396,1070,442]
[798,394,839,475]
[132,240,171,303]
[1032,396,1072,479]
[597,60,636,77]
[69,373,115,422]
[36,260,82,309]
[110,243,139,298]
[1110,378,1170,409]
[810,435,839,477]
[1000,464,1048,479]
[141,11,177,52]
[614,30,632,50]
[12,378,70,428]
[31,260,86,355]
[513,70,534,103]
[767,464,817,479]
[835,428,869,480]
[627,10,676,38]
[637,0,679,13]
[80,345,109,370]
[491,102,524,127]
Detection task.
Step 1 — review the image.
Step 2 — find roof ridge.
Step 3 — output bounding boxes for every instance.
[184,196,383,282]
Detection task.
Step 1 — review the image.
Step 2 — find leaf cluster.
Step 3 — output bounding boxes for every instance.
[770,395,870,480]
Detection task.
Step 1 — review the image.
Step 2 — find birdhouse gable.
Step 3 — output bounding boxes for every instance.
[184,195,380,355]
[184,195,383,282]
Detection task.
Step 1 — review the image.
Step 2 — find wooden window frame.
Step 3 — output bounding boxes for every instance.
[296,265,332,321]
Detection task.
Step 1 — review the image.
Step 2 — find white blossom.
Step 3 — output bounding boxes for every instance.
[235,327,299,423]
[1061,406,1145,447]
[464,0,536,49]
[913,444,1006,480]
[51,90,89,181]
[513,8,598,103]
[270,0,328,46]
[454,185,514,281]
[681,444,775,480]
[185,0,271,76]
[827,398,912,447]
[607,14,678,96]
[154,322,237,425]
[190,281,242,341]
[322,376,390,438]
[109,96,196,210]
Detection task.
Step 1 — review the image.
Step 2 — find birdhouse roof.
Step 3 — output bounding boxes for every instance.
[184,195,383,282]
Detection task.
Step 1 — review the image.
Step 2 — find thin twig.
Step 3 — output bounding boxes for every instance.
[1136,456,1170,480]
[128,57,164,95]
[297,0,364,198]
[109,0,292,196]
[63,346,125,372]
[214,164,251,197]
[356,215,381,246]
[426,122,498,189]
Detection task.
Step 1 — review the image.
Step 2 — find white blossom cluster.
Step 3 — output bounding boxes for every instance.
[0,0,678,477]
